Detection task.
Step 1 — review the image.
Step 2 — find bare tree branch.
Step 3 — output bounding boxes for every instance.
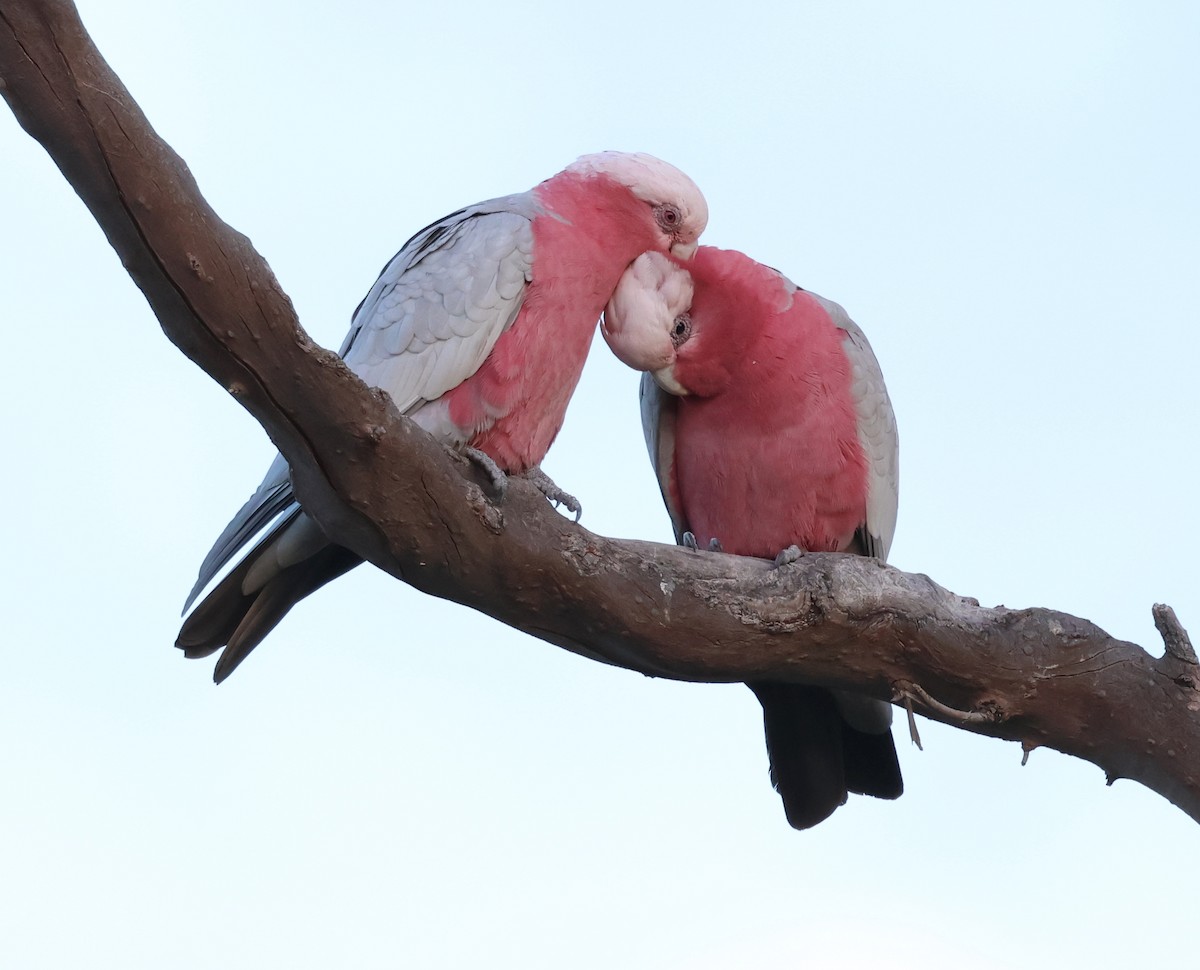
[4,0,1199,822]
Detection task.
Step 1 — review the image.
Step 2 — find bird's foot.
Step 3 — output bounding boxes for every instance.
[680,533,723,553]
[522,467,582,522]
[463,447,508,500]
[773,545,803,568]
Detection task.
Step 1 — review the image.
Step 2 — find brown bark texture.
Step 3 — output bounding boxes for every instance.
[4,0,1198,821]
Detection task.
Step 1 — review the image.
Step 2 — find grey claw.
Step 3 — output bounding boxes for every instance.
[681,532,698,551]
[523,467,583,521]
[708,537,723,553]
[463,446,508,499]
[773,545,803,568]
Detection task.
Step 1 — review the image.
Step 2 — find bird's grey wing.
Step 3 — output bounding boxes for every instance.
[807,293,900,737]
[639,372,690,543]
[338,198,538,420]
[185,197,538,612]
[810,293,899,563]
[183,453,296,612]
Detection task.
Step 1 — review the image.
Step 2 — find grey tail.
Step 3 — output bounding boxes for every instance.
[176,514,360,683]
[747,682,902,830]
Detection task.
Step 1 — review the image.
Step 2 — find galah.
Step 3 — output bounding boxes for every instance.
[603,247,902,829]
[177,153,708,683]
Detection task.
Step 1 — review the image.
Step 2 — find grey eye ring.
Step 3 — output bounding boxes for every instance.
[654,203,682,231]
[671,313,692,347]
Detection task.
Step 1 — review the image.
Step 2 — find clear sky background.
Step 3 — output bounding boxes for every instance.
[2,2,1198,967]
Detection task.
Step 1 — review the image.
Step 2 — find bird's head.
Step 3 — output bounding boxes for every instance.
[602,250,696,395]
[604,246,784,397]
[566,152,708,260]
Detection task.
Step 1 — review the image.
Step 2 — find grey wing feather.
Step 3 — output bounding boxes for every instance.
[809,293,899,562]
[639,372,690,543]
[810,294,900,737]
[185,195,540,613]
[338,195,538,419]
[183,454,297,612]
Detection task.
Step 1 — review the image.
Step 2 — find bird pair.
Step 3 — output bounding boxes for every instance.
[177,151,901,830]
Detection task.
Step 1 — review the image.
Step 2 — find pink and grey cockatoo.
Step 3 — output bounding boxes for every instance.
[602,246,901,829]
[177,153,708,683]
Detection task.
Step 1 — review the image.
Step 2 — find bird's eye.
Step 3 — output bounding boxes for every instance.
[654,203,682,231]
[671,313,692,347]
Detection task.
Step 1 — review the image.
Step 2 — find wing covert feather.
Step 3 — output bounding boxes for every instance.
[342,207,535,415]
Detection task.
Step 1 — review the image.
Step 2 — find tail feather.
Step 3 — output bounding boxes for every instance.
[176,555,261,658]
[749,682,848,829]
[842,723,904,799]
[177,508,361,682]
[211,545,360,683]
[183,454,295,613]
[748,681,902,830]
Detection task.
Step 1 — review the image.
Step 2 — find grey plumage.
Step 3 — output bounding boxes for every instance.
[178,196,541,679]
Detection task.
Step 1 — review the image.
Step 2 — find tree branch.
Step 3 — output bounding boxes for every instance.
[5,0,1199,821]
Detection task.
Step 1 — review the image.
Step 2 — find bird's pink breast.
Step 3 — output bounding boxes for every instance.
[444,174,659,472]
[674,285,869,558]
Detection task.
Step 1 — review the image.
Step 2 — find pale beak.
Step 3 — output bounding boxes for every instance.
[669,238,698,260]
[652,364,689,396]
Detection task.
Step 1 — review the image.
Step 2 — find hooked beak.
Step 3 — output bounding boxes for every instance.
[653,364,689,396]
[670,238,698,260]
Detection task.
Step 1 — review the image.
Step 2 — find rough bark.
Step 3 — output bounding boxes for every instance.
[4,0,1198,820]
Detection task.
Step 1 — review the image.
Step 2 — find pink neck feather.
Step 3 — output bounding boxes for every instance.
[444,173,662,471]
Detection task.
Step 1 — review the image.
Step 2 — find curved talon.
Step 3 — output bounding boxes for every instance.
[523,467,583,522]
[463,446,508,499]
[773,544,802,568]
[681,531,699,551]
[708,537,723,553]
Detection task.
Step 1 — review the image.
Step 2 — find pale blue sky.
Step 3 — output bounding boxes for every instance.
[2,2,1198,967]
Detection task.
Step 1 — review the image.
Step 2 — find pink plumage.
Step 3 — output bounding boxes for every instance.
[668,248,871,558]
[178,153,708,682]
[446,169,670,470]
[605,245,902,829]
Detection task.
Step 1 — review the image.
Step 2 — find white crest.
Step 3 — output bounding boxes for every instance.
[565,151,709,242]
